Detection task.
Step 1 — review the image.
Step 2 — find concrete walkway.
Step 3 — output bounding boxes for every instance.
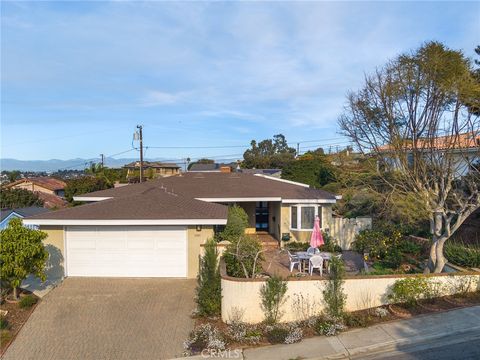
[186,306,480,360]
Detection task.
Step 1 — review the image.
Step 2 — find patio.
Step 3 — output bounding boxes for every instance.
[261,249,365,278]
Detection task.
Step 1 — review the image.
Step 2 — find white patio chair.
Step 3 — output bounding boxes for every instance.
[307,247,319,255]
[287,250,302,272]
[309,255,324,276]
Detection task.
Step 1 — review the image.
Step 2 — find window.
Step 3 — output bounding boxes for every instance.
[291,206,298,229]
[290,205,322,230]
[301,207,315,229]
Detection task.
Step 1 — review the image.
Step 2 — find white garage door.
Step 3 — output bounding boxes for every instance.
[66,226,187,277]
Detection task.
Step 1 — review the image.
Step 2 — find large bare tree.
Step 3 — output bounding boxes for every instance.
[339,42,480,273]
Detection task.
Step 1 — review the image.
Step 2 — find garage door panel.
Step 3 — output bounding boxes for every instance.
[66,226,187,277]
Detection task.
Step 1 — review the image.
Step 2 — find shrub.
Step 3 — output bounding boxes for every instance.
[388,276,430,307]
[19,294,37,309]
[0,317,9,330]
[352,223,405,261]
[183,324,226,356]
[224,235,263,278]
[260,275,288,324]
[373,307,389,318]
[318,232,342,253]
[284,325,303,344]
[265,326,289,344]
[286,242,309,252]
[343,312,371,328]
[219,205,249,242]
[398,240,422,256]
[314,317,346,336]
[323,256,346,318]
[196,239,221,317]
[227,321,262,345]
[444,241,480,268]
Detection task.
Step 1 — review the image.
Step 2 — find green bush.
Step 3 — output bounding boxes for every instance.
[444,241,480,268]
[323,256,346,318]
[318,232,342,253]
[224,235,263,278]
[0,317,9,330]
[397,240,422,256]
[219,205,249,242]
[196,239,221,317]
[266,326,289,344]
[388,276,430,307]
[343,312,371,328]
[19,294,37,309]
[352,223,405,261]
[260,275,288,324]
[286,241,309,252]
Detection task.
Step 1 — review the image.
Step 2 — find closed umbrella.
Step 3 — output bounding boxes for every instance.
[310,216,324,248]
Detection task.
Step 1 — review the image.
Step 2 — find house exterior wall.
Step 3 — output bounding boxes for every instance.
[39,225,213,279]
[187,225,215,278]
[280,203,334,243]
[39,226,66,279]
[238,202,256,233]
[269,202,281,240]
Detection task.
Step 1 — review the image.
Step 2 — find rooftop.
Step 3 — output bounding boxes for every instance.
[6,177,66,191]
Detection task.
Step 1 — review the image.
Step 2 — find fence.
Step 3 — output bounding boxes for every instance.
[329,217,372,250]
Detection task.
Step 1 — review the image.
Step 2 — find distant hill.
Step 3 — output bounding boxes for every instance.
[0,157,183,172]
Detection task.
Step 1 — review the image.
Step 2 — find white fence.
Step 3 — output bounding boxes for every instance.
[329,217,372,250]
[221,271,480,324]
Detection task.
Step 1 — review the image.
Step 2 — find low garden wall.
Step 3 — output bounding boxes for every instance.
[330,217,372,250]
[221,263,480,324]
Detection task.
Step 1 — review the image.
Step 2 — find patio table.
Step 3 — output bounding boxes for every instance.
[295,251,332,272]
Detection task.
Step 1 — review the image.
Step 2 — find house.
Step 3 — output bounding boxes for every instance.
[124,161,180,180]
[5,177,68,209]
[379,132,480,177]
[188,162,236,172]
[0,206,50,230]
[24,173,340,279]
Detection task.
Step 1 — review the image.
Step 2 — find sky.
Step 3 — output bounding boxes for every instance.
[1,1,479,163]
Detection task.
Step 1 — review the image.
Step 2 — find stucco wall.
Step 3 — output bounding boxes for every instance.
[188,225,215,278]
[14,182,55,195]
[221,272,480,324]
[39,226,65,279]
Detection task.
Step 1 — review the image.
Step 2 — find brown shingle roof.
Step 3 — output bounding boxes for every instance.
[7,177,66,191]
[37,192,68,209]
[76,172,336,200]
[27,187,227,221]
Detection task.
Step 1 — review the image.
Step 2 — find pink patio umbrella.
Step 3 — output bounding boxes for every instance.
[310,216,324,248]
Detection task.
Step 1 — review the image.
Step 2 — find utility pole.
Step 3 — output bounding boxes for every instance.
[296,142,300,157]
[100,154,104,168]
[136,125,144,182]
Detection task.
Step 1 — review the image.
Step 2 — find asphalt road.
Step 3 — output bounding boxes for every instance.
[356,331,480,360]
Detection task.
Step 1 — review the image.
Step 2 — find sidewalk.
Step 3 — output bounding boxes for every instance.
[183,305,480,360]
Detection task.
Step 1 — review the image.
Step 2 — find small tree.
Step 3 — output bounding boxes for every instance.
[224,235,264,278]
[260,275,288,324]
[323,256,346,319]
[196,239,221,317]
[0,219,48,299]
[219,205,249,242]
[0,188,44,208]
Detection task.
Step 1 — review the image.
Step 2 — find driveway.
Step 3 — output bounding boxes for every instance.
[3,278,196,360]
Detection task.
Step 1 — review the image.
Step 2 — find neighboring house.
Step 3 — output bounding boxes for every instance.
[237,168,282,178]
[188,163,236,173]
[24,173,341,279]
[0,206,50,230]
[379,132,480,177]
[5,177,68,209]
[124,161,180,180]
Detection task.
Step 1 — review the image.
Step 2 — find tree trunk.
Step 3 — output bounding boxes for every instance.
[13,286,18,299]
[434,238,448,273]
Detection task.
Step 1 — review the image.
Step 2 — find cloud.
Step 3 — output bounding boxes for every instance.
[141,90,187,107]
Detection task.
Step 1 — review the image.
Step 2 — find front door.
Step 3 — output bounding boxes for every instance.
[255,201,269,232]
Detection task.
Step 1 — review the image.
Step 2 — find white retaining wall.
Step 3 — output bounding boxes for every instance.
[221,273,480,324]
[330,217,372,250]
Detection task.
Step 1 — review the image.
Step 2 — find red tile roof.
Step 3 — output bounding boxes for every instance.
[378,132,480,152]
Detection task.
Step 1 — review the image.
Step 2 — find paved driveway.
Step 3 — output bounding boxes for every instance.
[3,278,196,360]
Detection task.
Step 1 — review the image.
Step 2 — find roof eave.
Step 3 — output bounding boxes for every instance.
[23,218,227,226]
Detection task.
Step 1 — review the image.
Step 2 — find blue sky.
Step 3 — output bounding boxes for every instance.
[1,1,479,162]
